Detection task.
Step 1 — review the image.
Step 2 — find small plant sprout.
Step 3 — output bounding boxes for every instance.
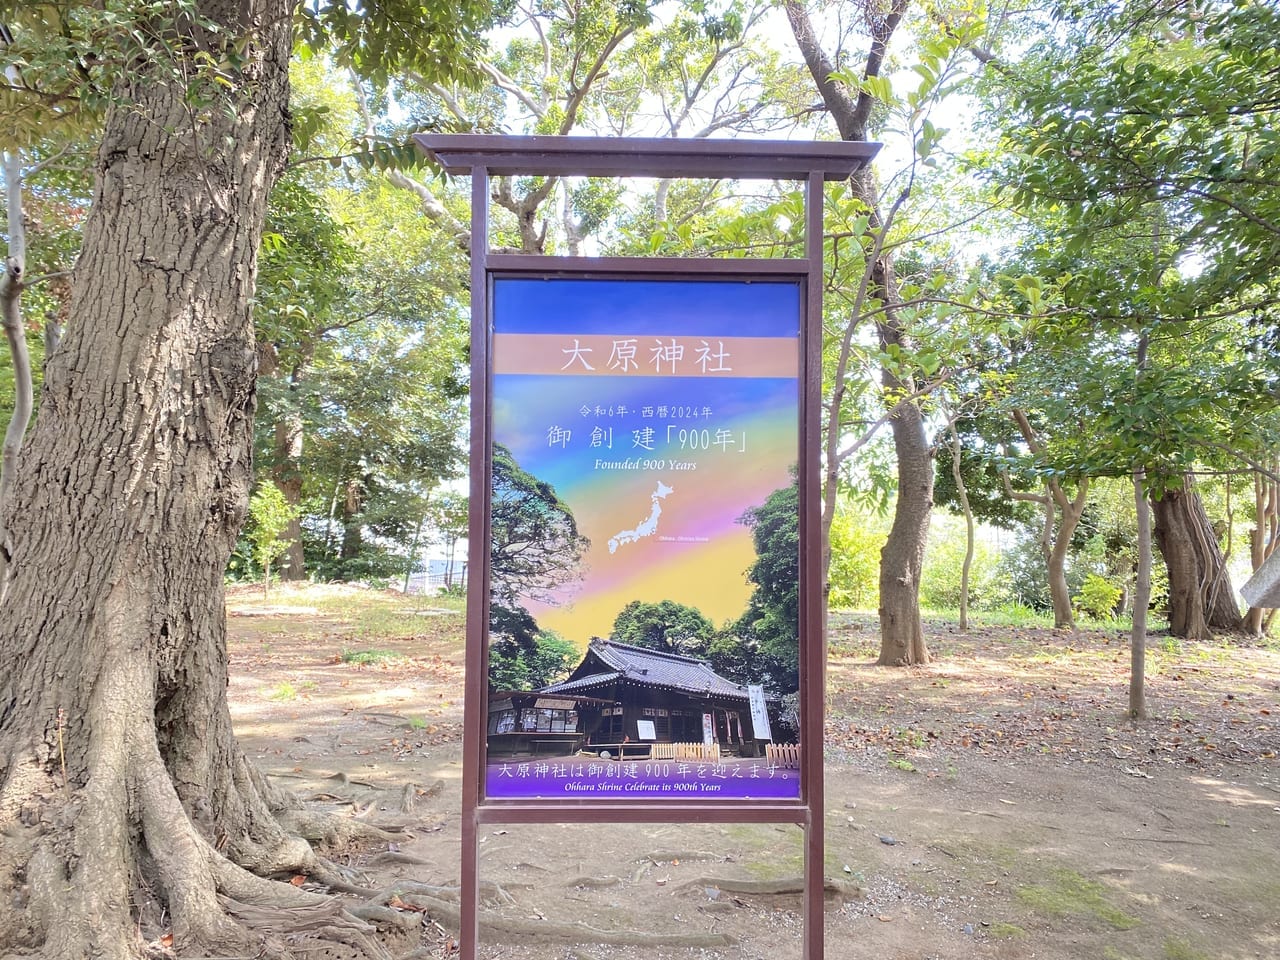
[248,479,299,600]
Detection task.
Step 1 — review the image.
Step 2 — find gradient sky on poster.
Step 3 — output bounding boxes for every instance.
[492,277,800,644]
[493,278,801,338]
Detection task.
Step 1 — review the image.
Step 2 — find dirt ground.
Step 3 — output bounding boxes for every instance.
[226,586,1280,960]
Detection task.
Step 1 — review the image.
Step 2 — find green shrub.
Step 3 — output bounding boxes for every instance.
[991,529,1091,611]
[920,512,999,610]
[1075,574,1123,621]
[488,631,580,691]
[247,480,299,598]
[828,501,889,609]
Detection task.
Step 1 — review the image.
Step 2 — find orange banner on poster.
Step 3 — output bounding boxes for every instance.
[493,333,797,378]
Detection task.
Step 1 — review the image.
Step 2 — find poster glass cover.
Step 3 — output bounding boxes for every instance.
[485,277,801,801]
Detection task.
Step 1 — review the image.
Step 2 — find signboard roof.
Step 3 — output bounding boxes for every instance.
[416,133,880,181]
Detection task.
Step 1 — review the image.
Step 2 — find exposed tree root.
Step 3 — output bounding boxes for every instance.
[366,850,432,867]
[278,808,409,846]
[392,891,736,949]
[364,882,736,950]
[220,897,393,960]
[677,875,862,900]
[372,879,518,908]
[564,875,623,889]
[0,653,434,960]
[638,849,726,864]
[269,769,434,820]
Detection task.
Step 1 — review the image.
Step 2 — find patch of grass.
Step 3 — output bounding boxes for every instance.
[340,648,404,666]
[259,584,464,637]
[988,922,1026,939]
[722,824,804,879]
[931,604,1049,628]
[406,715,428,730]
[1102,948,1137,960]
[1016,869,1140,930]
[1163,938,1210,960]
[925,837,1025,873]
[265,681,298,701]
[887,757,917,773]
[896,728,926,749]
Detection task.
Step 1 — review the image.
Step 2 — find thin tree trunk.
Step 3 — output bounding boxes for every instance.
[1245,467,1278,635]
[948,424,974,631]
[1007,409,1086,630]
[257,344,308,581]
[1046,483,1087,630]
[0,149,33,599]
[1128,330,1152,719]
[403,514,426,593]
[272,410,307,580]
[1130,469,1151,719]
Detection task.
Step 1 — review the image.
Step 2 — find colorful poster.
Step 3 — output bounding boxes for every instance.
[485,277,801,801]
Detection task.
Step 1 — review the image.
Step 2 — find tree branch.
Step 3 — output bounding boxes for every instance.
[784,0,864,141]
[479,61,546,119]
[350,73,470,252]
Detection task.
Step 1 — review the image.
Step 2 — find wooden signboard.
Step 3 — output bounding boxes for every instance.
[416,134,879,960]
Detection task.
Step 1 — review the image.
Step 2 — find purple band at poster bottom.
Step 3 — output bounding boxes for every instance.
[485,758,801,800]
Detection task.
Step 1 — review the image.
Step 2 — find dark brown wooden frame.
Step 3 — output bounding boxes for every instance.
[415,134,879,960]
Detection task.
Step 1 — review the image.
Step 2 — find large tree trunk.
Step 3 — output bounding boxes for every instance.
[1152,479,1243,640]
[0,8,384,958]
[874,261,932,666]
[785,0,931,665]
[340,478,367,564]
[876,396,932,665]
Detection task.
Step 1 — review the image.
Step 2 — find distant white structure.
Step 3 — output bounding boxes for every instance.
[1241,550,1280,609]
[406,558,468,595]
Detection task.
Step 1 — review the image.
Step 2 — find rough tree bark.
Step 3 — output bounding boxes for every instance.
[1151,477,1243,640]
[0,5,390,957]
[786,0,932,665]
[874,257,933,665]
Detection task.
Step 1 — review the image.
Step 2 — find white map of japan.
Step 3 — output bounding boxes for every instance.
[607,481,674,554]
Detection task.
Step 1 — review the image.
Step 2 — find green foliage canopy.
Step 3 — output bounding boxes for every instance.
[490,443,588,609]
[733,482,799,692]
[610,599,714,656]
